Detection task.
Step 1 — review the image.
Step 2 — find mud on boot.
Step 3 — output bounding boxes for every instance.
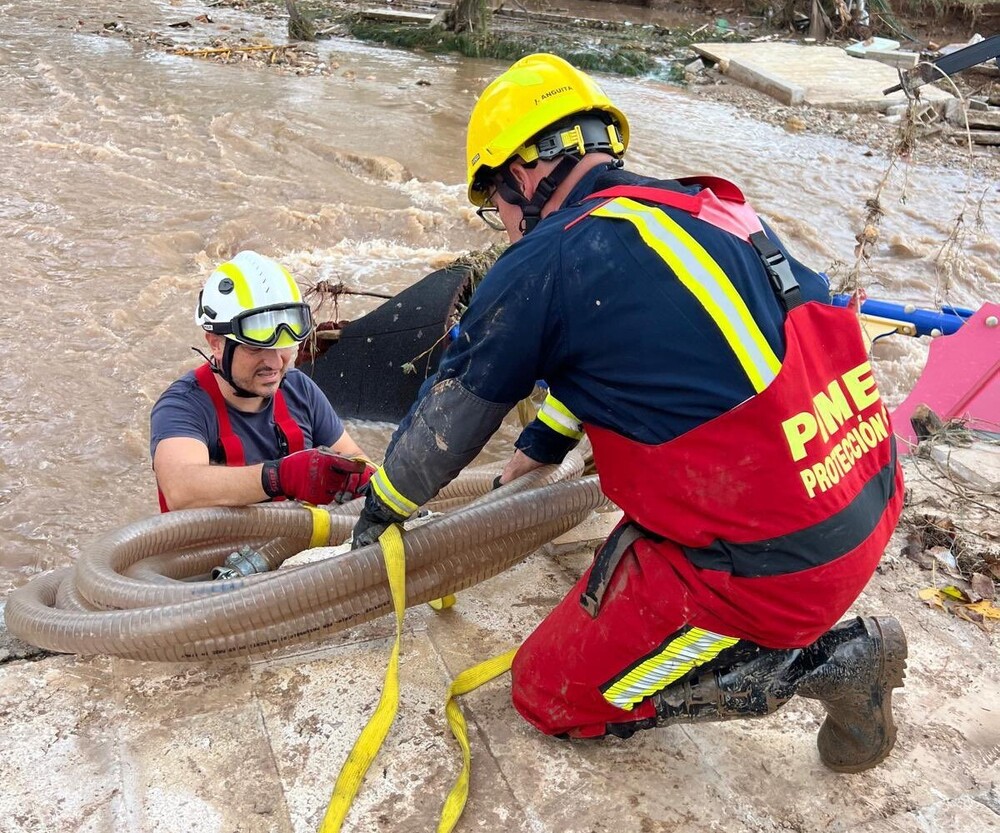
[798,616,907,773]
[602,645,805,738]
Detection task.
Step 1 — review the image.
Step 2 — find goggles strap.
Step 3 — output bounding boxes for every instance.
[220,338,259,399]
[191,346,213,364]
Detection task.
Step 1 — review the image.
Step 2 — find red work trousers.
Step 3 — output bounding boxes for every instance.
[509,511,897,738]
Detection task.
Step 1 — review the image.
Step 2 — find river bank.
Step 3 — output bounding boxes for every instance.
[86,0,1000,183]
[2,449,998,833]
[49,0,1000,629]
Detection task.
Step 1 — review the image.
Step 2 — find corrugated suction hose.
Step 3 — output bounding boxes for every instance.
[5,453,607,662]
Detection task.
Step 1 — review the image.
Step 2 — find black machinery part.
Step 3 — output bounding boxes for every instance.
[302,266,473,422]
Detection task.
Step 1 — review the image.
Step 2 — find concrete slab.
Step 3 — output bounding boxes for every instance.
[692,42,955,112]
[844,37,901,56]
[930,442,1000,493]
[726,59,806,105]
[0,656,120,833]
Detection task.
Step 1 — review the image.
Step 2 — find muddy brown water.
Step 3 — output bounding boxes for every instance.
[1,0,997,596]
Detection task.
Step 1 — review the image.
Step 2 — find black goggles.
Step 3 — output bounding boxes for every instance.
[210,303,314,348]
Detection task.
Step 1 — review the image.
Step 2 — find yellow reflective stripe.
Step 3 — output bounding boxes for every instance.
[602,627,739,711]
[318,525,406,833]
[216,260,255,311]
[537,393,584,439]
[371,468,418,517]
[305,504,332,548]
[591,198,781,393]
[279,263,301,301]
[437,648,517,833]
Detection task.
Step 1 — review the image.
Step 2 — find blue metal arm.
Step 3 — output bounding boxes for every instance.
[831,294,973,337]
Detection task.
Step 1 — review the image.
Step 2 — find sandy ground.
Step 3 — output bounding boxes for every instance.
[1,449,998,833]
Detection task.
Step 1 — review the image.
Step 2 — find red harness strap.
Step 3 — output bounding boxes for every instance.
[271,382,305,455]
[569,175,802,312]
[157,363,306,512]
[193,363,306,460]
[567,176,764,240]
[194,362,246,466]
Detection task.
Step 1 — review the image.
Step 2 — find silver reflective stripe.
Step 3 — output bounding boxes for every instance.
[538,394,583,439]
[592,198,780,393]
[602,627,739,711]
[371,469,417,517]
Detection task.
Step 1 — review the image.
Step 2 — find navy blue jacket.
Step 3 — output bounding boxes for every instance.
[378,164,830,508]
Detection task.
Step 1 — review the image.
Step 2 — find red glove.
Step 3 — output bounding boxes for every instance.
[261,448,376,505]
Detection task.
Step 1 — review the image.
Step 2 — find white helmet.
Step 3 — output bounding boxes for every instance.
[195,251,313,349]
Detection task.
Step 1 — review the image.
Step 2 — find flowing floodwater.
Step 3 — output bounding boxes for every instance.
[0,0,997,596]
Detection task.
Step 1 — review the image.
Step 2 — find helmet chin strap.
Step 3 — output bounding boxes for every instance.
[499,156,579,235]
[191,343,261,399]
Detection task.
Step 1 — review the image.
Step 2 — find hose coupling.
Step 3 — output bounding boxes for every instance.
[212,545,271,580]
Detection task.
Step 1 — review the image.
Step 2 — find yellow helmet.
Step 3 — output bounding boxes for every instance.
[466,53,629,206]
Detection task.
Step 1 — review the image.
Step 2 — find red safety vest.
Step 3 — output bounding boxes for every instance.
[587,302,899,569]
[577,179,903,644]
[156,363,305,512]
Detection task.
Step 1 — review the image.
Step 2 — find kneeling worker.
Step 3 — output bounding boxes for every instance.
[352,54,907,771]
[151,250,374,511]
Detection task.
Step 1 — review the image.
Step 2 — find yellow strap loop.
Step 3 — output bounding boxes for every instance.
[437,648,518,833]
[305,504,332,549]
[317,524,406,833]
[428,594,457,611]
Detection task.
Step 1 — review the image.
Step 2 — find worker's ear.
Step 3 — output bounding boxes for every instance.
[205,332,226,361]
[507,160,537,202]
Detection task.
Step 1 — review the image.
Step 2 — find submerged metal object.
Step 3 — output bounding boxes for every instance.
[304,266,472,422]
[211,545,271,580]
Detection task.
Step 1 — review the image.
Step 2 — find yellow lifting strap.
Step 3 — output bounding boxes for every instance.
[317,524,406,833]
[436,647,518,833]
[304,503,332,549]
[428,594,457,610]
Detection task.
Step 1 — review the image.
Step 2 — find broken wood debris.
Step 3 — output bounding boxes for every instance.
[899,427,1000,629]
[165,38,335,75]
[172,43,289,57]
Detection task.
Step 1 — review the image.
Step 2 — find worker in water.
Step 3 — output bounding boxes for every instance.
[151,250,375,511]
[352,54,906,771]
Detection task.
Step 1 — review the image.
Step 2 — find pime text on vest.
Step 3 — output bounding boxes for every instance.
[781,361,890,499]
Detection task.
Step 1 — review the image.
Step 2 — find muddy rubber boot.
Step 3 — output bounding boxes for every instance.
[604,646,805,739]
[797,616,908,773]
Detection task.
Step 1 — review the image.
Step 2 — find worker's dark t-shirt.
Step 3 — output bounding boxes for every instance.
[150,368,344,464]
